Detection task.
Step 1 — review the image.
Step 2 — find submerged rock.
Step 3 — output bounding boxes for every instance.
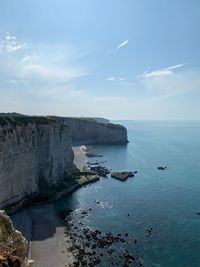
[111,171,134,181]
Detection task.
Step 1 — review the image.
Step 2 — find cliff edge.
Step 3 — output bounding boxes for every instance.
[53,117,128,145]
[0,210,32,267]
[0,116,74,209]
[0,115,128,210]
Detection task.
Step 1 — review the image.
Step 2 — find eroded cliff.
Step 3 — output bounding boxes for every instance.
[54,117,128,145]
[0,116,74,209]
[0,115,128,210]
[0,210,32,267]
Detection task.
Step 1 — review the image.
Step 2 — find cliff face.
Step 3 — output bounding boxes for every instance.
[0,117,74,209]
[0,115,128,209]
[0,210,32,267]
[54,117,128,145]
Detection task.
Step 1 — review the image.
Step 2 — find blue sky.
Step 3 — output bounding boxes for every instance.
[0,0,200,119]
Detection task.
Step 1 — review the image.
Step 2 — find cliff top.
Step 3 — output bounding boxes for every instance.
[53,116,126,129]
[0,115,56,127]
[0,114,126,130]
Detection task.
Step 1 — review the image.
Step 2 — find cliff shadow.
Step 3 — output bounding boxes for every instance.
[28,203,63,241]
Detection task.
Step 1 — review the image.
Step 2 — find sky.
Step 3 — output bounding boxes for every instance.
[0,0,200,120]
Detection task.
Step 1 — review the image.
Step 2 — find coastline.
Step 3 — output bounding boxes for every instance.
[12,204,75,267]
[72,145,87,171]
[12,145,98,267]
[31,204,74,267]
[12,144,135,267]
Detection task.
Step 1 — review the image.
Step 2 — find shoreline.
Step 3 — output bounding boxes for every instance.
[12,203,75,267]
[72,145,87,171]
[11,144,137,266]
[12,145,99,267]
[6,145,94,215]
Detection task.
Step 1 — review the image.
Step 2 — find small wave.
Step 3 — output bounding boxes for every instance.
[96,200,113,209]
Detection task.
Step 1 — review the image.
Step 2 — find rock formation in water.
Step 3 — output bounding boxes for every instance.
[0,210,32,267]
[53,117,128,145]
[111,171,134,181]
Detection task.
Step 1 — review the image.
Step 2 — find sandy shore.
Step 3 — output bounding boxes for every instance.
[72,145,87,171]
[30,204,74,267]
[11,145,92,267]
[12,204,74,267]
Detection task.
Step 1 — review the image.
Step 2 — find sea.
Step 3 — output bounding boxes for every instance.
[56,120,200,267]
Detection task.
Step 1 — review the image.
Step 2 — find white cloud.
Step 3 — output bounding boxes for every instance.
[20,63,87,83]
[166,63,186,70]
[7,79,20,85]
[107,77,115,81]
[143,63,186,78]
[0,33,88,89]
[143,69,172,78]
[117,40,128,49]
[0,33,26,53]
[19,55,36,65]
[0,33,199,119]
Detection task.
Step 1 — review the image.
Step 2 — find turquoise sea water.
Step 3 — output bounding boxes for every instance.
[57,120,200,267]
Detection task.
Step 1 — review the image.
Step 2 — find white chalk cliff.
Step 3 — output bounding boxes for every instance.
[0,117,74,209]
[54,117,128,145]
[0,115,128,209]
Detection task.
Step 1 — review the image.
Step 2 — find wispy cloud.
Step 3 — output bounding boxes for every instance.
[117,40,128,49]
[107,77,115,81]
[166,63,186,70]
[0,33,88,89]
[143,63,186,78]
[7,79,29,86]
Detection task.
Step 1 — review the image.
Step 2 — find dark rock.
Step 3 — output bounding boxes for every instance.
[86,153,102,158]
[157,166,167,170]
[90,165,110,177]
[92,244,97,249]
[81,210,88,215]
[85,242,90,247]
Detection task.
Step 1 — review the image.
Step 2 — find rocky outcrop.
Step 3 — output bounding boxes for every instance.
[53,117,128,145]
[111,172,134,181]
[0,116,74,209]
[0,210,32,267]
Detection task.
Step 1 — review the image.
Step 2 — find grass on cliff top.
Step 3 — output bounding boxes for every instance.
[0,115,56,127]
[62,117,125,129]
[0,212,12,243]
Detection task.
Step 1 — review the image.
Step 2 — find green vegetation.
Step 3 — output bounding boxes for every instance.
[0,213,12,243]
[0,115,56,127]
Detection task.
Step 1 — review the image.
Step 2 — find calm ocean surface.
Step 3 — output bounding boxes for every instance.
[57,120,200,267]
